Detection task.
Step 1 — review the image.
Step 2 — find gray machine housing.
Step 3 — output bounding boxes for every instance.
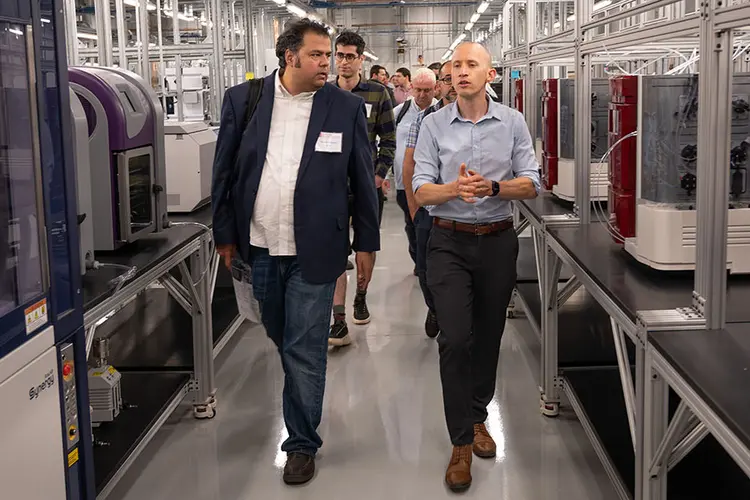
[69,89,94,272]
[639,74,750,207]
[558,78,610,160]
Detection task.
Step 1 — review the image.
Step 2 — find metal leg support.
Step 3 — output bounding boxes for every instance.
[159,274,192,315]
[611,318,637,449]
[642,347,669,500]
[540,241,562,417]
[557,275,581,307]
[667,421,709,472]
[191,233,217,419]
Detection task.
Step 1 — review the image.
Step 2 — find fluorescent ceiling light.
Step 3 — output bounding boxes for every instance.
[363,50,379,61]
[593,0,612,11]
[458,32,467,41]
[477,1,489,14]
[470,13,480,23]
[77,32,98,40]
[286,4,307,17]
[553,21,560,28]
[465,21,474,31]
[567,14,575,21]
[272,0,286,4]
[41,18,51,24]
[442,50,452,60]
[8,27,23,35]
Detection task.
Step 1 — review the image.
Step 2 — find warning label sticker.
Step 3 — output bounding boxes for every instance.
[68,448,79,467]
[24,299,48,335]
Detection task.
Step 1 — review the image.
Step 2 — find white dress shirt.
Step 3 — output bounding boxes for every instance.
[393,97,438,190]
[250,71,315,256]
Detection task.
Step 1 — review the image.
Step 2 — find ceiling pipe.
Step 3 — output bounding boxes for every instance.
[310,1,475,8]
[351,21,453,26]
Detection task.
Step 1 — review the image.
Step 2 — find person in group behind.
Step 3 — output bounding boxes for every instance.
[412,42,540,492]
[400,60,456,339]
[428,61,442,77]
[211,19,380,486]
[370,64,395,103]
[392,67,412,105]
[392,68,438,275]
[330,31,396,347]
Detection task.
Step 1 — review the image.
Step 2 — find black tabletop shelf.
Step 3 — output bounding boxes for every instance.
[548,222,750,324]
[82,224,206,314]
[517,194,576,224]
[564,368,750,498]
[516,282,634,367]
[92,372,190,495]
[650,324,750,452]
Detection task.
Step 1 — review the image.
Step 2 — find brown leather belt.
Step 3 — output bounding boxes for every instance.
[433,217,513,235]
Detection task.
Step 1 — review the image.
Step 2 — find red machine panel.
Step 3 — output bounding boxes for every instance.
[514,79,524,112]
[541,79,559,190]
[608,75,639,242]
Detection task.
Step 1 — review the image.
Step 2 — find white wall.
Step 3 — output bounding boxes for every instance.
[332,6,474,75]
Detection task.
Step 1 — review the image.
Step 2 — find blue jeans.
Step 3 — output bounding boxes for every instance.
[414,208,435,313]
[249,247,335,457]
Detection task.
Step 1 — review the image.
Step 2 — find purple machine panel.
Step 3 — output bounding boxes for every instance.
[68,67,158,250]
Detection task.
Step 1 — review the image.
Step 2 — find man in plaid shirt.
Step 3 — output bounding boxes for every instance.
[401,61,457,339]
[330,31,396,346]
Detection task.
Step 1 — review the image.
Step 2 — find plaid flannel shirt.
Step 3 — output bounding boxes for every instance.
[337,77,396,179]
[405,99,446,150]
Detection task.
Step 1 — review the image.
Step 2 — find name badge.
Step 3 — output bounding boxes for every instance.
[315,132,343,153]
[365,103,373,118]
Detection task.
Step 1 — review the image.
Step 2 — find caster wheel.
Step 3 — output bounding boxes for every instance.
[207,395,218,410]
[506,309,516,319]
[194,405,216,420]
[540,399,560,418]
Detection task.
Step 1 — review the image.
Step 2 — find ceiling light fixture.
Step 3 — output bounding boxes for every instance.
[286,4,307,17]
[477,1,489,13]
[470,13,480,23]
[363,50,379,61]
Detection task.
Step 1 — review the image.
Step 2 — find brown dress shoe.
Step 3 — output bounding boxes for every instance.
[473,423,497,458]
[445,444,473,492]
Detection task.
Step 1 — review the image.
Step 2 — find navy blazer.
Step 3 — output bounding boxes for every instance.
[211,71,381,284]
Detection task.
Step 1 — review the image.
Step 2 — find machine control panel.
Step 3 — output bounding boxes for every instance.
[60,344,79,450]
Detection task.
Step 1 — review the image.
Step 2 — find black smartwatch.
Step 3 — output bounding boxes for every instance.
[491,181,500,197]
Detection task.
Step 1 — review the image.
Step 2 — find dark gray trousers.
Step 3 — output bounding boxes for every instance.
[426,224,518,445]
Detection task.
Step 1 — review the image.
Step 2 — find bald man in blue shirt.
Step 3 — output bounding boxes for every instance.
[413,42,540,491]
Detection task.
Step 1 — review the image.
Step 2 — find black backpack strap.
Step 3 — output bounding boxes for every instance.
[242,78,264,131]
[395,99,411,126]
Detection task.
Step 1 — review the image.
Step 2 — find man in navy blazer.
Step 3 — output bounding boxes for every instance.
[211,19,380,485]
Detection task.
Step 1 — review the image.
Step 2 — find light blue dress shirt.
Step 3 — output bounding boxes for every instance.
[393,98,438,190]
[412,99,541,224]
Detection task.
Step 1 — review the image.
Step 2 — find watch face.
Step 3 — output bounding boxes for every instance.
[492,181,500,196]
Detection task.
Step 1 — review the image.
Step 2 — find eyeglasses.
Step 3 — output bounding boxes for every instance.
[335,52,359,62]
[439,76,453,84]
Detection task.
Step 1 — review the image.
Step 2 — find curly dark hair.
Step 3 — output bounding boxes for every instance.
[276,18,330,69]
[335,31,366,56]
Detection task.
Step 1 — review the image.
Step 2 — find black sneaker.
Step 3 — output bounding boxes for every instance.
[329,319,351,346]
[425,311,439,338]
[353,293,371,324]
[283,452,315,485]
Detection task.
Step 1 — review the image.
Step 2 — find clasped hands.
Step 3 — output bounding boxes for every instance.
[455,163,492,203]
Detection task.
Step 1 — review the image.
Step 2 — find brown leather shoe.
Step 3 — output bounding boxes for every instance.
[473,423,497,458]
[445,444,472,492]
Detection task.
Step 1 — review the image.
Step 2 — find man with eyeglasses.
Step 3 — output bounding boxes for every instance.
[392,68,438,275]
[330,31,396,347]
[399,61,457,339]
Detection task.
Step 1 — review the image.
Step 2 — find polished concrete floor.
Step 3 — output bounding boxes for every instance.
[107,201,617,500]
